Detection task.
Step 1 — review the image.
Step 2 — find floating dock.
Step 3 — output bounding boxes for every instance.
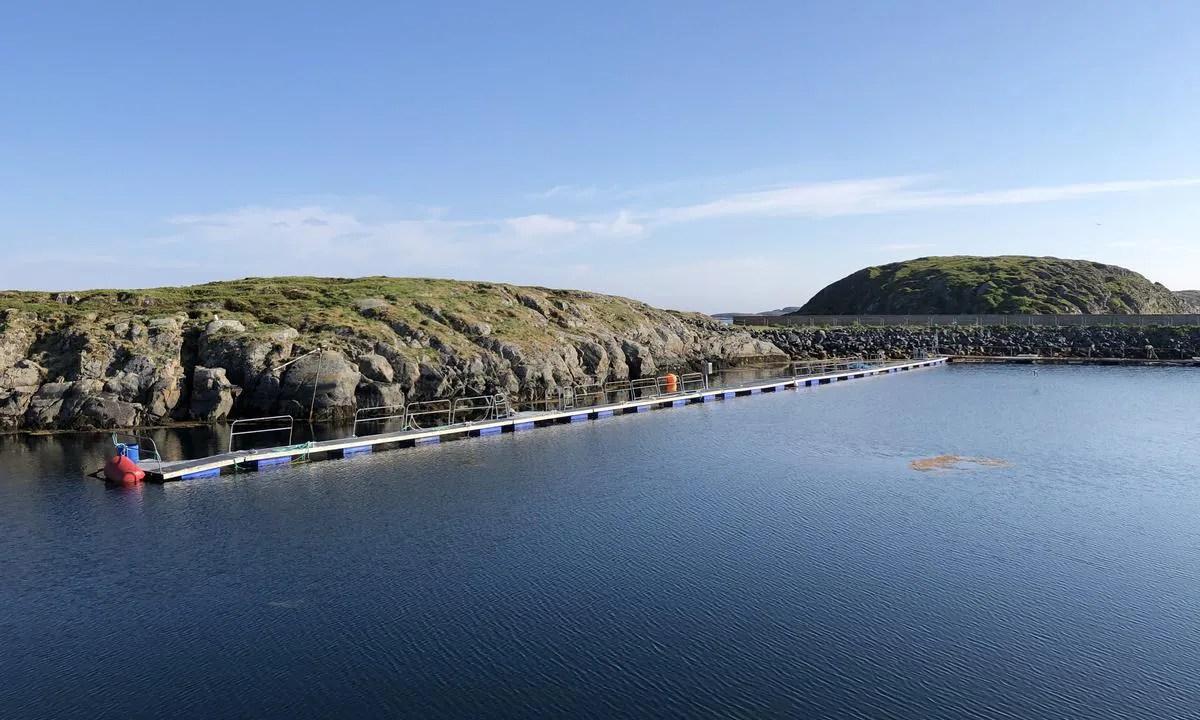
[140,357,948,481]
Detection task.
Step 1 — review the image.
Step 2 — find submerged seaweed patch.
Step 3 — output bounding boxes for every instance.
[910,455,1010,472]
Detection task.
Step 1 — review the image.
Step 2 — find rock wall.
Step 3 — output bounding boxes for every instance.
[756,325,1200,360]
[0,295,782,432]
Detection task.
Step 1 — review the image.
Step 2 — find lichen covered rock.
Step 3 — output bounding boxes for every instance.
[0,278,786,431]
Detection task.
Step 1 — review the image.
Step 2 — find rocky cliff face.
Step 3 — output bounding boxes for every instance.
[798,256,1187,315]
[1175,291,1200,312]
[0,278,783,432]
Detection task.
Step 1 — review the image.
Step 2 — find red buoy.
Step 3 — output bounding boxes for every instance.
[104,455,145,484]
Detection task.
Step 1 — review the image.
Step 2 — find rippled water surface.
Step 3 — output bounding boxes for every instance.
[3,365,1200,719]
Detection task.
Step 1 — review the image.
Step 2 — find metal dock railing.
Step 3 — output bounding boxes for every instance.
[140,356,949,481]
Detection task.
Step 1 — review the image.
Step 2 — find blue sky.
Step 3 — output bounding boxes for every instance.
[2,1,1198,312]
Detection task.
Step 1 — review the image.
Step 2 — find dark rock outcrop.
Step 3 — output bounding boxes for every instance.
[189,367,241,422]
[276,351,361,421]
[0,278,783,432]
[356,353,394,383]
[1175,290,1200,312]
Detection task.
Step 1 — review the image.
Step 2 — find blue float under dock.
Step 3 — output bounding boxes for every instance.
[256,456,292,469]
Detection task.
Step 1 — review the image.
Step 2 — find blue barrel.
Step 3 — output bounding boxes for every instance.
[118,443,140,463]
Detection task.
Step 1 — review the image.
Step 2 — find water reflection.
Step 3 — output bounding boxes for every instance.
[3,366,1200,719]
[2,365,799,479]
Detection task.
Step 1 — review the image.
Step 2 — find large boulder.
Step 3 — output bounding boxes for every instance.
[373,342,422,390]
[102,372,142,401]
[78,395,143,429]
[276,351,361,420]
[356,353,394,383]
[355,380,408,410]
[98,355,186,420]
[197,324,297,414]
[143,361,187,419]
[575,340,611,378]
[241,371,283,415]
[603,337,631,381]
[203,318,246,336]
[189,367,241,422]
[1,359,46,389]
[0,388,37,431]
[0,311,38,369]
[620,340,657,378]
[188,364,240,422]
[21,380,139,430]
[24,382,73,429]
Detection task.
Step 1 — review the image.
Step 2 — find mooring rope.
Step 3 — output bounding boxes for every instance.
[233,441,315,473]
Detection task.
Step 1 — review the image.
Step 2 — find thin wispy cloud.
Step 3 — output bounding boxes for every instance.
[647,177,919,224]
[526,185,602,200]
[585,210,645,237]
[524,166,819,205]
[900,179,1200,209]
[158,175,1200,260]
[642,176,1200,225]
[71,171,1195,304]
[152,204,642,284]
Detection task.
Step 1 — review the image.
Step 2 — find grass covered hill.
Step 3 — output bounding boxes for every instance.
[0,276,697,353]
[795,256,1187,315]
[0,277,780,431]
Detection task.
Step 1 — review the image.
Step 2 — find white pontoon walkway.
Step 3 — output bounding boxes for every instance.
[141,356,947,481]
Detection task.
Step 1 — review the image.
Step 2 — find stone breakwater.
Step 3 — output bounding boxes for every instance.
[754,325,1200,360]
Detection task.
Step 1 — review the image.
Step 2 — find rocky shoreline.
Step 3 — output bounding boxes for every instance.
[3,274,1198,434]
[0,287,782,433]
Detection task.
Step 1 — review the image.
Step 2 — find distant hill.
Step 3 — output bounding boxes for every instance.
[795,256,1187,315]
[711,306,801,322]
[1175,290,1200,312]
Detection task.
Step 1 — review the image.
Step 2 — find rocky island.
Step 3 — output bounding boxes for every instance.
[0,278,781,432]
[753,255,1200,362]
[796,256,1188,315]
[2,257,1197,434]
